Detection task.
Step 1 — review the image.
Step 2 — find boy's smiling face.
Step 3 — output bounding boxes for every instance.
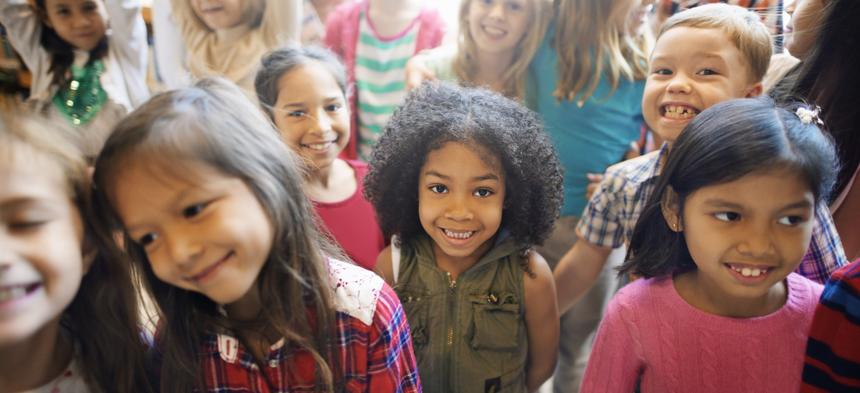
[643,26,763,143]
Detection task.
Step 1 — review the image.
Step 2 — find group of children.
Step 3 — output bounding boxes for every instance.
[0,0,859,392]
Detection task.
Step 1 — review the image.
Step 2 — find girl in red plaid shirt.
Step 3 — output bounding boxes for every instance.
[90,77,421,393]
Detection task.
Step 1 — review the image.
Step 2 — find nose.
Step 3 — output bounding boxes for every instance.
[309,112,334,136]
[736,222,777,259]
[163,229,203,269]
[488,2,505,19]
[666,73,692,94]
[71,14,93,29]
[443,193,474,221]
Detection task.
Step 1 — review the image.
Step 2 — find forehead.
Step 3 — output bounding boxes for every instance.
[685,169,814,208]
[422,141,504,177]
[652,26,743,62]
[0,146,69,201]
[276,62,342,101]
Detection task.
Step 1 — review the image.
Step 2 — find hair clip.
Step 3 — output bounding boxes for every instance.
[796,106,823,126]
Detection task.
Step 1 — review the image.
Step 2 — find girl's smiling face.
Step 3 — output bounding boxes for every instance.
[668,168,815,316]
[272,63,350,174]
[41,0,107,51]
[190,0,248,30]
[418,142,505,269]
[467,0,532,57]
[0,150,86,345]
[110,157,274,313]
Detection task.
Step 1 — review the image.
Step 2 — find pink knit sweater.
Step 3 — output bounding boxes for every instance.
[581,273,823,393]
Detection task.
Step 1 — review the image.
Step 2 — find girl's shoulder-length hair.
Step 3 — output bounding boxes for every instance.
[0,112,155,393]
[90,77,343,392]
[364,82,563,248]
[552,0,653,104]
[452,0,553,99]
[620,97,838,279]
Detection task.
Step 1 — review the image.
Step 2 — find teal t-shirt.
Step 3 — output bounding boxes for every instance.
[526,25,645,216]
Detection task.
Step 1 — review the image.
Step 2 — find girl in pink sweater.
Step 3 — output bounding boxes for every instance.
[580,98,836,392]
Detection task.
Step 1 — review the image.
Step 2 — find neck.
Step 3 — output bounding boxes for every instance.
[304,162,335,189]
[473,50,516,92]
[675,270,788,318]
[432,236,496,281]
[0,319,73,391]
[370,0,420,12]
[215,23,253,43]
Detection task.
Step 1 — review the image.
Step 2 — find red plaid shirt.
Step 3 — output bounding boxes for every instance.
[196,260,421,392]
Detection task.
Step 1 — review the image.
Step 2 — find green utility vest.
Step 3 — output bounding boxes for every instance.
[394,235,529,393]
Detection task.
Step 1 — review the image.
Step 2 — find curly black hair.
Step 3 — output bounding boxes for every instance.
[364,82,563,247]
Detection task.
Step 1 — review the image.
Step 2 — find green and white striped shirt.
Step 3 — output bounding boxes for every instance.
[354,11,418,160]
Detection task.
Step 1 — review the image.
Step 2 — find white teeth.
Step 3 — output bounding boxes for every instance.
[483,25,506,37]
[663,105,698,120]
[305,141,333,151]
[729,265,766,277]
[443,229,475,240]
[0,286,29,302]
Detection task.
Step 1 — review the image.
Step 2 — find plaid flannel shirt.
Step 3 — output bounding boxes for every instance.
[197,260,421,392]
[578,144,848,284]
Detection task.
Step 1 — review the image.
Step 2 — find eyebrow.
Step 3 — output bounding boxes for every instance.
[0,197,52,210]
[703,199,813,211]
[424,171,500,182]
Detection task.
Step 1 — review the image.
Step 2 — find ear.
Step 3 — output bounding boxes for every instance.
[745,82,763,98]
[660,185,683,232]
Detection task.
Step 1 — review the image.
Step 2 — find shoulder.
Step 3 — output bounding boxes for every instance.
[328,0,362,24]
[328,258,385,326]
[786,273,824,313]
[374,245,395,285]
[611,276,669,310]
[346,159,369,178]
[604,150,661,185]
[523,251,553,288]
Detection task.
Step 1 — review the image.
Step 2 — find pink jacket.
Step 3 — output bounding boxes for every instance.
[324,1,445,159]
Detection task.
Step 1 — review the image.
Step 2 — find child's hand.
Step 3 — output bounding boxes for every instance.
[405,55,436,91]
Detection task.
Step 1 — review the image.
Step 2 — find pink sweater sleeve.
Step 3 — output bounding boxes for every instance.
[580,290,644,392]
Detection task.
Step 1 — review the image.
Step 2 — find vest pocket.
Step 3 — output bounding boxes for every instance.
[468,293,521,351]
[398,290,430,349]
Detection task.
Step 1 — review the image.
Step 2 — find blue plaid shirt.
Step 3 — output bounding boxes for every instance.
[578,144,847,284]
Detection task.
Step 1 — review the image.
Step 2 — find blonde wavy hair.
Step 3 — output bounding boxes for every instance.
[453,0,553,99]
[553,0,652,104]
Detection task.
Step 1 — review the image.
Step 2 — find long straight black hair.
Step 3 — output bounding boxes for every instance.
[771,0,860,200]
[620,97,838,278]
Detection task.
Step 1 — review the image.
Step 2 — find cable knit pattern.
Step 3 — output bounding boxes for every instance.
[581,273,822,393]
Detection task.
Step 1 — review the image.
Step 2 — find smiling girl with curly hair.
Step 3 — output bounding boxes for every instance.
[365,82,563,392]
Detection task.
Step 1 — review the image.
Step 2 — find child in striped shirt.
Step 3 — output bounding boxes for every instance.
[324,0,445,160]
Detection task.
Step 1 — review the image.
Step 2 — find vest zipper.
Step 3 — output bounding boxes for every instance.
[446,272,457,346]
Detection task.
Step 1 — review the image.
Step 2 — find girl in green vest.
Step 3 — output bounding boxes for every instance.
[365,82,563,392]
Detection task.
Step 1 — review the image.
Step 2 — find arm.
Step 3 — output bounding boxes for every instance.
[151,0,190,88]
[579,295,643,392]
[523,251,559,392]
[374,245,396,285]
[553,238,613,314]
[0,0,46,70]
[367,284,422,393]
[104,0,147,72]
[405,52,437,91]
[169,0,209,48]
[260,0,302,47]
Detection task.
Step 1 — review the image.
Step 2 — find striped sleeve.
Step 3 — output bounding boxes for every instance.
[801,260,860,392]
